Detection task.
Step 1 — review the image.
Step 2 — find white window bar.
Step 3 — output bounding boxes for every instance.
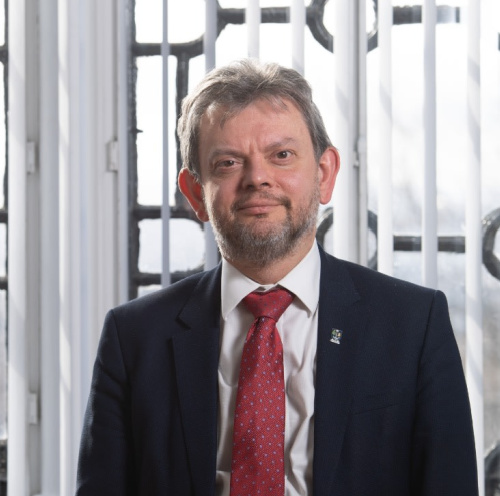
[7,0,28,492]
[117,0,130,304]
[205,0,217,71]
[357,0,368,268]
[332,0,360,262]
[204,0,219,270]
[291,0,305,74]
[59,2,93,492]
[40,0,60,492]
[465,0,484,491]
[59,3,119,492]
[247,0,260,59]
[162,0,171,287]
[377,0,394,275]
[422,0,438,288]
[59,2,75,494]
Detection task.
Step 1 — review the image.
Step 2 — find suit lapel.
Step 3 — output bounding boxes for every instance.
[172,266,222,496]
[168,253,366,494]
[313,251,367,495]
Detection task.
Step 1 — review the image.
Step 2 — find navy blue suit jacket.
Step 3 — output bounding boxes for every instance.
[76,249,478,495]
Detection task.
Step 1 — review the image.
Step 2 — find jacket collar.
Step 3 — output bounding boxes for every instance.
[173,265,222,496]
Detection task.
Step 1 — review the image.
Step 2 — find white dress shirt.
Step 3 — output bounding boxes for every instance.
[216,242,321,495]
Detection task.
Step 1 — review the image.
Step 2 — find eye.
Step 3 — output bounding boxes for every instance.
[212,158,240,174]
[276,150,292,160]
[219,159,235,167]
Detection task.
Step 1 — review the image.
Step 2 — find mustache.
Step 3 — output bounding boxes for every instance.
[231,192,292,212]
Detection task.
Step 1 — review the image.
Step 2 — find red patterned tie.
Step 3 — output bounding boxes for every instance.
[230,287,294,496]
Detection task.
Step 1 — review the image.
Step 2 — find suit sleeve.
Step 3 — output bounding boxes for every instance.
[76,310,137,495]
[410,290,478,495]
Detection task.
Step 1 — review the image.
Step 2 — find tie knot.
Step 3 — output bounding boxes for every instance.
[243,287,294,322]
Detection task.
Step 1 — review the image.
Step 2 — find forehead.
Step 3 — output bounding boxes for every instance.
[204,95,290,125]
[199,98,310,141]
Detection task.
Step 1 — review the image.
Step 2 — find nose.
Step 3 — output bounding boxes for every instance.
[241,156,273,189]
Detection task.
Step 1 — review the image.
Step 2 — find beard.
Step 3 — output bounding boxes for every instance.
[205,183,320,267]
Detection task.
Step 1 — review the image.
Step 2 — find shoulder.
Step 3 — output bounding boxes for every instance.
[319,248,444,310]
[107,265,221,333]
[318,250,458,365]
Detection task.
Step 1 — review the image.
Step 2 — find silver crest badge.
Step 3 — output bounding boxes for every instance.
[330,328,343,345]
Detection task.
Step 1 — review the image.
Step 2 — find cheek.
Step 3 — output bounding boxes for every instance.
[283,172,318,199]
[202,185,228,214]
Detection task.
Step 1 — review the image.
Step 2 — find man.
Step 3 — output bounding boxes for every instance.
[76,59,478,495]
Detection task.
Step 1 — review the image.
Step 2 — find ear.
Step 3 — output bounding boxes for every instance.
[318,146,340,204]
[178,168,210,222]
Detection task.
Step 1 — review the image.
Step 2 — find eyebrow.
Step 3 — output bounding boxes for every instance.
[263,137,298,152]
[208,137,299,162]
[208,147,244,163]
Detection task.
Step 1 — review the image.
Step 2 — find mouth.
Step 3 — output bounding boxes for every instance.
[236,202,281,216]
[233,194,289,216]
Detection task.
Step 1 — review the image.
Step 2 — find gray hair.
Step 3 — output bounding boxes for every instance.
[177,59,332,179]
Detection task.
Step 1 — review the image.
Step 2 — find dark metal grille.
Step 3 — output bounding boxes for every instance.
[127,0,500,299]
[316,207,500,281]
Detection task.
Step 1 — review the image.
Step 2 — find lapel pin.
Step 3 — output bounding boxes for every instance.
[330,328,343,345]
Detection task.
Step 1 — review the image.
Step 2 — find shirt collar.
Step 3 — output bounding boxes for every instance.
[221,241,321,319]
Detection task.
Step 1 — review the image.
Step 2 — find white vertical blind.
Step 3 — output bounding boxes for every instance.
[357,0,368,267]
[162,0,171,287]
[59,2,95,491]
[247,0,260,58]
[40,1,61,493]
[59,2,120,492]
[7,0,28,492]
[332,0,359,262]
[58,1,76,493]
[59,0,85,492]
[291,0,305,74]
[465,0,484,491]
[117,0,129,303]
[377,0,394,275]
[422,0,438,288]
[205,0,217,70]
[204,0,219,270]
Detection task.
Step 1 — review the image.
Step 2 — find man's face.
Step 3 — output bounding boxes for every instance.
[179,98,339,267]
